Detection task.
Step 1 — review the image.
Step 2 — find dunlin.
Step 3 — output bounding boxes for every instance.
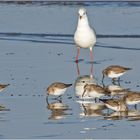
[82,84,109,101]
[124,91,140,108]
[74,8,96,63]
[46,82,72,99]
[74,75,97,99]
[102,65,132,83]
[100,98,128,112]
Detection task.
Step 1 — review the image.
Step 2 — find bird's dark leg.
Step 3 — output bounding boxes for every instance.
[55,95,62,100]
[118,77,120,82]
[134,104,137,110]
[75,47,80,63]
[112,78,116,84]
[107,108,110,115]
[46,95,49,105]
[95,98,97,103]
[118,77,121,86]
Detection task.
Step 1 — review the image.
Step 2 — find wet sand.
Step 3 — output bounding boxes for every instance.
[0,1,140,139]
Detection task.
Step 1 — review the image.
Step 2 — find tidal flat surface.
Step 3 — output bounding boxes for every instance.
[0,1,140,139]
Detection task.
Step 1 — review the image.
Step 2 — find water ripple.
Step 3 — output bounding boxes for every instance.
[0,1,140,8]
[1,32,140,38]
[0,32,140,51]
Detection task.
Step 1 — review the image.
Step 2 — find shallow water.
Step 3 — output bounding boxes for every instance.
[0,1,140,139]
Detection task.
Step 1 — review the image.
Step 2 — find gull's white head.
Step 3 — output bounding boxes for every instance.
[78,8,87,19]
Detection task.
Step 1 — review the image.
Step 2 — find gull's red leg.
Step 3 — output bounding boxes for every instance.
[90,47,94,74]
[90,47,93,62]
[90,63,93,75]
[75,47,80,63]
[76,63,80,76]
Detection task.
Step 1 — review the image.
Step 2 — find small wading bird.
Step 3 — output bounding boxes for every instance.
[99,98,128,112]
[74,74,97,99]
[82,84,109,102]
[124,91,140,109]
[102,65,132,83]
[74,8,96,63]
[46,82,72,100]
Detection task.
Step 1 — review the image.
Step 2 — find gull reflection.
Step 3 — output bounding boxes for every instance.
[77,100,106,117]
[76,62,94,77]
[74,63,97,99]
[46,99,71,120]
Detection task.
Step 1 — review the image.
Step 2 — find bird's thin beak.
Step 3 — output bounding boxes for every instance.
[102,73,105,82]
[46,94,49,105]
[82,89,86,98]
[102,74,105,87]
[80,16,82,19]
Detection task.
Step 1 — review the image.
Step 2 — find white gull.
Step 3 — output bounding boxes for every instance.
[74,8,96,63]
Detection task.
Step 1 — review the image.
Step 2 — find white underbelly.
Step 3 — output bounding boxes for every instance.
[126,100,140,105]
[51,88,67,96]
[88,91,104,98]
[108,72,125,78]
[74,30,96,48]
[0,88,4,92]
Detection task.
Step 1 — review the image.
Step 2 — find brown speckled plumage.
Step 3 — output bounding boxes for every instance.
[102,65,131,76]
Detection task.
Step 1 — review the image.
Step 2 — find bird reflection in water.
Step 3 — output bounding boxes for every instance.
[77,100,106,117]
[74,63,97,99]
[0,105,6,111]
[104,110,128,120]
[76,60,94,77]
[104,109,140,121]
[46,99,71,120]
[0,104,10,122]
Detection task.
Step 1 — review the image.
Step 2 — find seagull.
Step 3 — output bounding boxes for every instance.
[74,8,96,63]
[124,91,140,109]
